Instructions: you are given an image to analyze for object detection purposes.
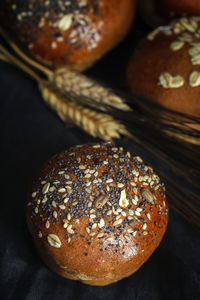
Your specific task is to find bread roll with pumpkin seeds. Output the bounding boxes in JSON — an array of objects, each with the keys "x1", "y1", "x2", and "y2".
[
  {"x1": 126, "y1": 16, "x2": 200, "y2": 118},
  {"x1": 0, "y1": 0, "x2": 135, "y2": 71},
  {"x1": 27, "y1": 143, "x2": 168, "y2": 286}
]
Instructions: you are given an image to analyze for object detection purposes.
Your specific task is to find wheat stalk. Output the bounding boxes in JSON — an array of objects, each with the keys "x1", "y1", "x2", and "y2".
[
  {"x1": 39, "y1": 83, "x2": 130, "y2": 141},
  {"x1": 53, "y1": 68, "x2": 131, "y2": 111},
  {"x1": 0, "y1": 33, "x2": 130, "y2": 141},
  {"x1": 0, "y1": 28, "x2": 131, "y2": 112}
]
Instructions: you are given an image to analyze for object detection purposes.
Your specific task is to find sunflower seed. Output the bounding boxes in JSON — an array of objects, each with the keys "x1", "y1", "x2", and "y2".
[
  {"x1": 42, "y1": 182, "x2": 50, "y2": 194},
  {"x1": 95, "y1": 194, "x2": 108, "y2": 209},
  {"x1": 119, "y1": 190, "x2": 129, "y2": 208},
  {"x1": 58, "y1": 14, "x2": 73, "y2": 31},
  {"x1": 141, "y1": 189, "x2": 156, "y2": 204}
]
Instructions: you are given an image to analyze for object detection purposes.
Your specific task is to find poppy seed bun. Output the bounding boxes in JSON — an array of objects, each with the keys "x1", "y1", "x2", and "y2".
[
  {"x1": 126, "y1": 17, "x2": 200, "y2": 118},
  {"x1": 0, "y1": 0, "x2": 135, "y2": 71},
  {"x1": 27, "y1": 143, "x2": 168, "y2": 286}
]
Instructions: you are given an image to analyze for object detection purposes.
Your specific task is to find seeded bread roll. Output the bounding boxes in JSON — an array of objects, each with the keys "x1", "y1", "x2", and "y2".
[
  {"x1": 0, "y1": 0, "x2": 135, "y2": 71},
  {"x1": 27, "y1": 143, "x2": 168, "y2": 286},
  {"x1": 126, "y1": 16, "x2": 200, "y2": 118}
]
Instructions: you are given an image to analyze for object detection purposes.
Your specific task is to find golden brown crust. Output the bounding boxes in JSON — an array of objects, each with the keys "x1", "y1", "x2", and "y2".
[
  {"x1": 0, "y1": 0, "x2": 135, "y2": 71},
  {"x1": 27, "y1": 143, "x2": 168, "y2": 286},
  {"x1": 126, "y1": 17, "x2": 200, "y2": 118}
]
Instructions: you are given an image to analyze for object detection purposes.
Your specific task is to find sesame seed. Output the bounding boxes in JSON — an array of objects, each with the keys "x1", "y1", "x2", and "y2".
[
  {"x1": 118, "y1": 240, "x2": 123, "y2": 248},
  {"x1": 53, "y1": 211, "x2": 58, "y2": 218},
  {"x1": 52, "y1": 200, "x2": 57, "y2": 208},
  {"x1": 79, "y1": 165, "x2": 86, "y2": 170},
  {"x1": 64, "y1": 197, "x2": 69, "y2": 204},
  {"x1": 84, "y1": 174, "x2": 91, "y2": 178},
  {"x1": 58, "y1": 171, "x2": 65, "y2": 174},
  {"x1": 129, "y1": 209, "x2": 134, "y2": 216},
  {"x1": 97, "y1": 233, "x2": 104, "y2": 238},
  {"x1": 106, "y1": 179, "x2": 113, "y2": 183},
  {"x1": 125, "y1": 235, "x2": 130, "y2": 241},
  {"x1": 59, "y1": 205, "x2": 65, "y2": 210},
  {"x1": 135, "y1": 211, "x2": 141, "y2": 216},
  {"x1": 113, "y1": 219, "x2": 123, "y2": 226},
  {"x1": 143, "y1": 223, "x2": 147, "y2": 230},
  {"x1": 58, "y1": 188, "x2": 66, "y2": 193},
  {"x1": 136, "y1": 207, "x2": 143, "y2": 212},
  {"x1": 147, "y1": 213, "x2": 151, "y2": 220},
  {"x1": 92, "y1": 223, "x2": 97, "y2": 229},
  {"x1": 86, "y1": 227, "x2": 90, "y2": 234},
  {"x1": 117, "y1": 183, "x2": 124, "y2": 188},
  {"x1": 51, "y1": 42, "x2": 57, "y2": 49},
  {"x1": 45, "y1": 220, "x2": 50, "y2": 229},
  {"x1": 90, "y1": 214, "x2": 96, "y2": 219}
]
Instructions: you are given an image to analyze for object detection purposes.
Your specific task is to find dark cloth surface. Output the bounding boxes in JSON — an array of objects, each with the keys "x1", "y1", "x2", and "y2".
[{"x1": 0, "y1": 16, "x2": 200, "y2": 300}]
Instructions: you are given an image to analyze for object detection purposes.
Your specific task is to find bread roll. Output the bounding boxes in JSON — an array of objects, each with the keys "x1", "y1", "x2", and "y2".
[
  {"x1": 0, "y1": 0, "x2": 135, "y2": 71},
  {"x1": 27, "y1": 143, "x2": 168, "y2": 286},
  {"x1": 126, "y1": 16, "x2": 200, "y2": 118}
]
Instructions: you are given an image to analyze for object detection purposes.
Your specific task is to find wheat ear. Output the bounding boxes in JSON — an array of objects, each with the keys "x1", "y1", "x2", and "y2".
[
  {"x1": 39, "y1": 83, "x2": 130, "y2": 141},
  {"x1": 53, "y1": 68, "x2": 131, "y2": 112}
]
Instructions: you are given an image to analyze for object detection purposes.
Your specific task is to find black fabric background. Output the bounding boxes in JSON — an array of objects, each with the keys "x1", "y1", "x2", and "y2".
[{"x1": 0, "y1": 15, "x2": 200, "y2": 300}]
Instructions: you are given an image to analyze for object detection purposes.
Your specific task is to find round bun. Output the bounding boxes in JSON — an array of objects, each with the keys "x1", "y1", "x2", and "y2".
[
  {"x1": 126, "y1": 16, "x2": 200, "y2": 118},
  {"x1": 0, "y1": 0, "x2": 135, "y2": 71},
  {"x1": 27, "y1": 143, "x2": 168, "y2": 286}
]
